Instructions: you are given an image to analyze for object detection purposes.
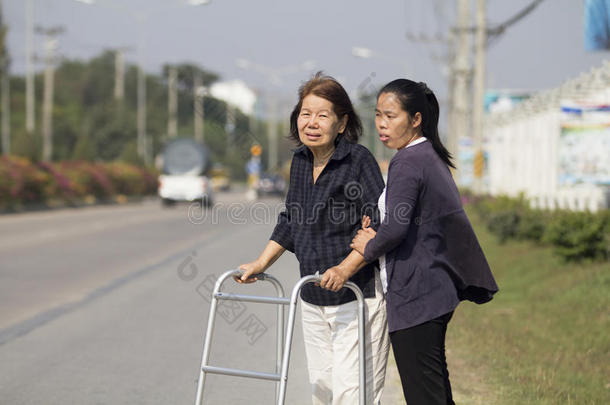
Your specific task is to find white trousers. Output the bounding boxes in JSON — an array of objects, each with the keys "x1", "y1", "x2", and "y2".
[{"x1": 300, "y1": 271, "x2": 390, "y2": 405}]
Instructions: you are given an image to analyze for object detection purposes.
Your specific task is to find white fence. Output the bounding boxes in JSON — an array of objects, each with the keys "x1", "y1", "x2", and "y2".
[{"x1": 485, "y1": 61, "x2": 610, "y2": 212}]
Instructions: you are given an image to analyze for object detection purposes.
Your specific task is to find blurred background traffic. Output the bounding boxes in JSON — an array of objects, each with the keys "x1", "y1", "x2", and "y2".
[{"x1": 0, "y1": 0, "x2": 608, "y2": 211}]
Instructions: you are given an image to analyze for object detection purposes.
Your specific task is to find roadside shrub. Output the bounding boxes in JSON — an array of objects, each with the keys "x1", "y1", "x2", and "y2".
[
  {"x1": 104, "y1": 162, "x2": 148, "y2": 195},
  {"x1": 138, "y1": 167, "x2": 158, "y2": 195},
  {"x1": 0, "y1": 156, "x2": 158, "y2": 210},
  {"x1": 475, "y1": 195, "x2": 528, "y2": 244},
  {"x1": 516, "y1": 206, "x2": 550, "y2": 243},
  {"x1": 488, "y1": 210, "x2": 520, "y2": 243},
  {"x1": 85, "y1": 163, "x2": 116, "y2": 198},
  {"x1": 465, "y1": 191, "x2": 609, "y2": 263},
  {"x1": 57, "y1": 161, "x2": 115, "y2": 199},
  {"x1": 38, "y1": 161, "x2": 78, "y2": 202},
  {"x1": 544, "y1": 211, "x2": 609, "y2": 262},
  {"x1": 0, "y1": 156, "x2": 51, "y2": 208}
]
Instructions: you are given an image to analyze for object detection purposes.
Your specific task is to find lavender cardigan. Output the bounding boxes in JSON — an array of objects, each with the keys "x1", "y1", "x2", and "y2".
[{"x1": 364, "y1": 141, "x2": 498, "y2": 332}]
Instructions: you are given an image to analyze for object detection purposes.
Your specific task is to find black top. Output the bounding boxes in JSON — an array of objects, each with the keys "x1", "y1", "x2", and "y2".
[
  {"x1": 271, "y1": 136, "x2": 385, "y2": 306},
  {"x1": 364, "y1": 140, "x2": 498, "y2": 332}
]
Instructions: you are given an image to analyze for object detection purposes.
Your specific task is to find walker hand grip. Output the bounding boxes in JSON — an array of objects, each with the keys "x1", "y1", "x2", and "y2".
[{"x1": 232, "y1": 269, "x2": 267, "y2": 282}]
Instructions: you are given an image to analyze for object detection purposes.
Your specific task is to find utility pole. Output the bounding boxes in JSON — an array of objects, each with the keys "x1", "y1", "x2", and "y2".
[
  {"x1": 225, "y1": 104, "x2": 235, "y2": 156},
  {"x1": 37, "y1": 26, "x2": 63, "y2": 161},
  {"x1": 406, "y1": 1, "x2": 542, "y2": 189},
  {"x1": 1, "y1": 52, "x2": 8, "y2": 156},
  {"x1": 280, "y1": 101, "x2": 291, "y2": 165},
  {"x1": 114, "y1": 49, "x2": 125, "y2": 101},
  {"x1": 448, "y1": 0, "x2": 472, "y2": 185},
  {"x1": 446, "y1": 29, "x2": 456, "y2": 159},
  {"x1": 472, "y1": 0, "x2": 487, "y2": 193},
  {"x1": 267, "y1": 95, "x2": 278, "y2": 170},
  {"x1": 1, "y1": 0, "x2": 10, "y2": 155},
  {"x1": 25, "y1": 0, "x2": 35, "y2": 135},
  {"x1": 193, "y1": 73, "x2": 205, "y2": 144},
  {"x1": 167, "y1": 65, "x2": 178, "y2": 139},
  {"x1": 136, "y1": 53, "x2": 147, "y2": 163}
]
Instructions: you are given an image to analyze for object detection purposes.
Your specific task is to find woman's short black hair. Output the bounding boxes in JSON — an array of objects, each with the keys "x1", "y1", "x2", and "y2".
[{"x1": 289, "y1": 72, "x2": 362, "y2": 145}]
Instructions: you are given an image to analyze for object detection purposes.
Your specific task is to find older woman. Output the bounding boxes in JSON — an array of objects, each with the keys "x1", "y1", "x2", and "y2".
[{"x1": 238, "y1": 72, "x2": 390, "y2": 404}]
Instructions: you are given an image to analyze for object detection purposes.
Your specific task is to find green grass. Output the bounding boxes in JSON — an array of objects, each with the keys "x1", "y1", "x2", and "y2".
[{"x1": 448, "y1": 213, "x2": 610, "y2": 405}]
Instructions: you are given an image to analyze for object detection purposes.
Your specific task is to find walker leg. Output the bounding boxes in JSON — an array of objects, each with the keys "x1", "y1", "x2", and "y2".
[
  {"x1": 195, "y1": 293, "x2": 219, "y2": 405},
  {"x1": 275, "y1": 301, "x2": 284, "y2": 403},
  {"x1": 277, "y1": 276, "x2": 366, "y2": 405},
  {"x1": 276, "y1": 297, "x2": 298, "y2": 405}
]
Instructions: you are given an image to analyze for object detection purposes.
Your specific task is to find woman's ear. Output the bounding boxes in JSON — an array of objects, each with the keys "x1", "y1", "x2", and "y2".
[
  {"x1": 412, "y1": 112, "x2": 423, "y2": 129},
  {"x1": 338, "y1": 114, "x2": 348, "y2": 134}
]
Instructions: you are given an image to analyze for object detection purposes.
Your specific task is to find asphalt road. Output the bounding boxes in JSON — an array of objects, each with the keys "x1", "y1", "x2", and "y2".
[{"x1": 0, "y1": 193, "x2": 313, "y2": 404}]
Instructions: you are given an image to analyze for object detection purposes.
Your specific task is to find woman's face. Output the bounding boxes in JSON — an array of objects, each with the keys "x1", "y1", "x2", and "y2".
[
  {"x1": 375, "y1": 92, "x2": 421, "y2": 150},
  {"x1": 297, "y1": 94, "x2": 347, "y2": 151}
]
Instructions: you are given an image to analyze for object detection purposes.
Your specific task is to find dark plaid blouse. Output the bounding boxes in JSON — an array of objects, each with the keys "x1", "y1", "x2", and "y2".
[{"x1": 270, "y1": 135, "x2": 384, "y2": 306}]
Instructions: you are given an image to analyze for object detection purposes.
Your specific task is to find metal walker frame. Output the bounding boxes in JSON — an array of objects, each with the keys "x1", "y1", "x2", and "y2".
[{"x1": 194, "y1": 269, "x2": 366, "y2": 405}]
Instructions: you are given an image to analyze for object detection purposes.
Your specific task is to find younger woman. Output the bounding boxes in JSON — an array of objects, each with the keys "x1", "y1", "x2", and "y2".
[{"x1": 351, "y1": 79, "x2": 498, "y2": 404}]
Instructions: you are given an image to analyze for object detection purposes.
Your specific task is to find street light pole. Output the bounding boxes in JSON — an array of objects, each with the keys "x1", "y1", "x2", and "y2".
[
  {"x1": 0, "y1": 0, "x2": 9, "y2": 155},
  {"x1": 351, "y1": 46, "x2": 411, "y2": 78},
  {"x1": 136, "y1": 23, "x2": 147, "y2": 162},
  {"x1": 1, "y1": 54, "x2": 8, "y2": 156},
  {"x1": 267, "y1": 95, "x2": 278, "y2": 170},
  {"x1": 113, "y1": 48, "x2": 127, "y2": 101},
  {"x1": 167, "y1": 65, "x2": 178, "y2": 139},
  {"x1": 37, "y1": 26, "x2": 63, "y2": 161},
  {"x1": 194, "y1": 75, "x2": 206, "y2": 144}
]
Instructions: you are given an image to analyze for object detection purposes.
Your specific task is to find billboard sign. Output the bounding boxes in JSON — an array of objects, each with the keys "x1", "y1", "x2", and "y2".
[
  {"x1": 585, "y1": 0, "x2": 610, "y2": 51},
  {"x1": 559, "y1": 102, "x2": 610, "y2": 185}
]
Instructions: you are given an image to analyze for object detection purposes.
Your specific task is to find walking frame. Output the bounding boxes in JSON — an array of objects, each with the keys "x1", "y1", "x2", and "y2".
[{"x1": 194, "y1": 269, "x2": 367, "y2": 405}]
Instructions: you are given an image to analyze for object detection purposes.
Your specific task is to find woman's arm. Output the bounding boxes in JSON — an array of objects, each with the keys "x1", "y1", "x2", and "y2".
[
  {"x1": 237, "y1": 240, "x2": 286, "y2": 283},
  {"x1": 320, "y1": 150, "x2": 384, "y2": 292},
  {"x1": 319, "y1": 249, "x2": 369, "y2": 292},
  {"x1": 360, "y1": 160, "x2": 421, "y2": 262}
]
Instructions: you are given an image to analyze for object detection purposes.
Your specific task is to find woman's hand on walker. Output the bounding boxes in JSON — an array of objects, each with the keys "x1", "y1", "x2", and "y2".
[
  {"x1": 235, "y1": 260, "x2": 265, "y2": 283},
  {"x1": 320, "y1": 266, "x2": 349, "y2": 292},
  {"x1": 351, "y1": 227, "x2": 376, "y2": 255}
]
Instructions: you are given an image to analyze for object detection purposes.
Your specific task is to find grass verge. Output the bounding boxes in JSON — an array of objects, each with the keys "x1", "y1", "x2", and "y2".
[{"x1": 448, "y1": 212, "x2": 609, "y2": 405}]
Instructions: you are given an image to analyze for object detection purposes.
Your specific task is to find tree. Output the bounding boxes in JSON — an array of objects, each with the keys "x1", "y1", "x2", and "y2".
[
  {"x1": 5, "y1": 49, "x2": 280, "y2": 178},
  {"x1": 161, "y1": 63, "x2": 218, "y2": 90}
]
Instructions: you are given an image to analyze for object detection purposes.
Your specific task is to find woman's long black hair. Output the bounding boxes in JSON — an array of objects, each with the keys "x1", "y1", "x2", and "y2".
[{"x1": 378, "y1": 79, "x2": 455, "y2": 168}]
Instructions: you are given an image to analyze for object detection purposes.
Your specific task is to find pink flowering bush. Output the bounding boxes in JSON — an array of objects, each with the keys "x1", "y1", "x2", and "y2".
[
  {"x1": 0, "y1": 156, "x2": 51, "y2": 208},
  {"x1": 104, "y1": 162, "x2": 148, "y2": 196},
  {"x1": 0, "y1": 156, "x2": 158, "y2": 210},
  {"x1": 55, "y1": 161, "x2": 115, "y2": 198}
]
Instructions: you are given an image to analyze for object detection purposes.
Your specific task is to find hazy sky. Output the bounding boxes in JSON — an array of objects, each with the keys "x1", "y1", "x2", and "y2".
[{"x1": 4, "y1": 0, "x2": 609, "y2": 105}]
